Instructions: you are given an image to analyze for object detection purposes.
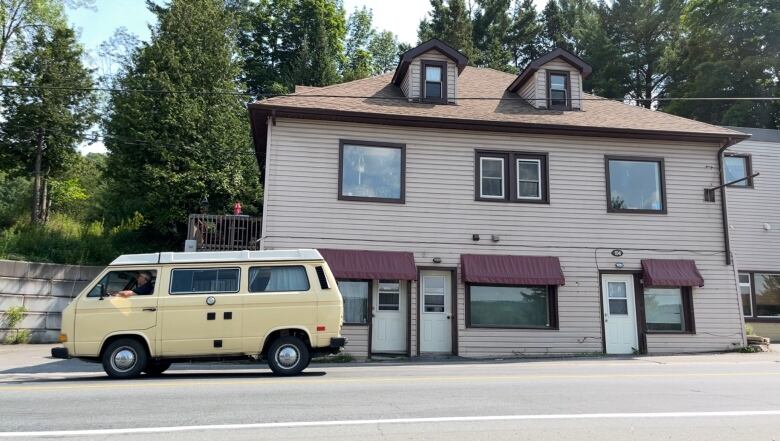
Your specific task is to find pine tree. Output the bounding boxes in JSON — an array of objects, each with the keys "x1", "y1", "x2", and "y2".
[
  {"x1": 472, "y1": 0, "x2": 513, "y2": 70},
  {"x1": 418, "y1": 0, "x2": 475, "y2": 60},
  {"x1": 103, "y1": 0, "x2": 261, "y2": 234},
  {"x1": 0, "y1": 26, "x2": 97, "y2": 224},
  {"x1": 508, "y1": 0, "x2": 544, "y2": 69}
]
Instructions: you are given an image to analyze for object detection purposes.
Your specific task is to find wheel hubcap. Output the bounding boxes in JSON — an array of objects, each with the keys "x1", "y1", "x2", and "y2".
[
  {"x1": 111, "y1": 348, "x2": 137, "y2": 372},
  {"x1": 276, "y1": 345, "x2": 299, "y2": 368}
]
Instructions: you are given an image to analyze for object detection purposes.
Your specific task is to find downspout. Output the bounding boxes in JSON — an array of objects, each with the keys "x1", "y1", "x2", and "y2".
[{"x1": 717, "y1": 136, "x2": 736, "y2": 265}]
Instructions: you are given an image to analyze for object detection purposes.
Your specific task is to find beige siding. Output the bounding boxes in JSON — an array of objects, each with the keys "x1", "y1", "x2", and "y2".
[
  {"x1": 726, "y1": 139, "x2": 780, "y2": 271},
  {"x1": 407, "y1": 50, "x2": 456, "y2": 103},
  {"x1": 341, "y1": 325, "x2": 369, "y2": 357},
  {"x1": 263, "y1": 118, "x2": 744, "y2": 356},
  {"x1": 726, "y1": 137, "x2": 780, "y2": 341},
  {"x1": 517, "y1": 76, "x2": 536, "y2": 107},
  {"x1": 401, "y1": 71, "x2": 410, "y2": 99},
  {"x1": 535, "y1": 59, "x2": 583, "y2": 110}
]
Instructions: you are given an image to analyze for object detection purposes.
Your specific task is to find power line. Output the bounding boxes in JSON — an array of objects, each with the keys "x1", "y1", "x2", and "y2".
[{"x1": 0, "y1": 83, "x2": 778, "y2": 102}]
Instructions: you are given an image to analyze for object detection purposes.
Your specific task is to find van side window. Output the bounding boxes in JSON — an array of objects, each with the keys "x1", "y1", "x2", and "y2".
[
  {"x1": 87, "y1": 270, "x2": 157, "y2": 297},
  {"x1": 170, "y1": 268, "x2": 240, "y2": 294},
  {"x1": 315, "y1": 266, "x2": 330, "y2": 289},
  {"x1": 248, "y1": 266, "x2": 310, "y2": 293}
]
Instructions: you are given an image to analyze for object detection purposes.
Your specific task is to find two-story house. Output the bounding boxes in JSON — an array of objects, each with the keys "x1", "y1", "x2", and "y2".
[
  {"x1": 723, "y1": 127, "x2": 780, "y2": 341},
  {"x1": 248, "y1": 39, "x2": 750, "y2": 358}
]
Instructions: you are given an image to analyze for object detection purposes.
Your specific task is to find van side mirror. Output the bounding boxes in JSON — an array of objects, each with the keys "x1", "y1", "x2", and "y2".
[{"x1": 98, "y1": 283, "x2": 107, "y2": 300}]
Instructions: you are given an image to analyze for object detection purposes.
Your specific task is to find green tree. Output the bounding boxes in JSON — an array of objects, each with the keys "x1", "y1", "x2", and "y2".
[
  {"x1": 574, "y1": 2, "x2": 630, "y2": 98},
  {"x1": 662, "y1": 0, "x2": 780, "y2": 127},
  {"x1": 0, "y1": 26, "x2": 97, "y2": 224},
  {"x1": 472, "y1": 0, "x2": 513, "y2": 70},
  {"x1": 368, "y1": 30, "x2": 400, "y2": 74},
  {"x1": 104, "y1": 0, "x2": 261, "y2": 235},
  {"x1": 418, "y1": 0, "x2": 475, "y2": 60},
  {"x1": 508, "y1": 0, "x2": 543, "y2": 70},
  {"x1": 541, "y1": 0, "x2": 569, "y2": 51},
  {"x1": 238, "y1": 0, "x2": 346, "y2": 96},
  {"x1": 603, "y1": 0, "x2": 683, "y2": 108},
  {"x1": 342, "y1": 6, "x2": 374, "y2": 81}
]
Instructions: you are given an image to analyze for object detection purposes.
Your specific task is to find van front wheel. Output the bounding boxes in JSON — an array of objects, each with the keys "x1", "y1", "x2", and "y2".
[
  {"x1": 267, "y1": 336, "x2": 309, "y2": 376},
  {"x1": 102, "y1": 338, "x2": 148, "y2": 379}
]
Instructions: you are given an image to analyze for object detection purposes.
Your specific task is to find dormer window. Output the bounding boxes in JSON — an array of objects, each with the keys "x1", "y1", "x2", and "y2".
[
  {"x1": 548, "y1": 72, "x2": 569, "y2": 110},
  {"x1": 422, "y1": 60, "x2": 447, "y2": 102}
]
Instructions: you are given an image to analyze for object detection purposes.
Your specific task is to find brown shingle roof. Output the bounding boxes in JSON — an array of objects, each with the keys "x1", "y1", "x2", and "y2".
[{"x1": 250, "y1": 67, "x2": 746, "y2": 142}]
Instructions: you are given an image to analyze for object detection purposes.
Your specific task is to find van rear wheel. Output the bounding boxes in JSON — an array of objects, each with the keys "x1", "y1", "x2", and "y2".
[
  {"x1": 267, "y1": 336, "x2": 309, "y2": 376},
  {"x1": 102, "y1": 338, "x2": 148, "y2": 379}
]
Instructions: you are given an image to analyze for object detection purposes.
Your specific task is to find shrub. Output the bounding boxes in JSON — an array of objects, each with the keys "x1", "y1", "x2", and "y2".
[{"x1": 2, "y1": 306, "x2": 29, "y2": 344}]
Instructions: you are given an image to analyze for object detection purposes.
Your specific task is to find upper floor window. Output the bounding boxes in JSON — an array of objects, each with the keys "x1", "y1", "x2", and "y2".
[
  {"x1": 339, "y1": 140, "x2": 405, "y2": 203},
  {"x1": 547, "y1": 72, "x2": 569, "y2": 110},
  {"x1": 606, "y1": 156, "x2": 666, "y2": 214},
  {"x1": 421, "y1": 60, "x2": 446, "y2": 102},
  {"x1": 724, "y1": 154, "x2": 753, "y2": 187},
  {"x1": 170, "y1": 268, "x2": 240, "y2": 294},
  {"x1": 476, "y1": 151, "x2": 548, "y2": 203}
]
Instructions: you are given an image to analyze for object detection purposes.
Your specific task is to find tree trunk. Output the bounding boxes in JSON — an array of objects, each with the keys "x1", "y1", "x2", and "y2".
[
  {"x1": 643, "y1": 65, "x2": 653, "y2": 109},
  {"x1": 31, "y1": 129, "x2": 44, "y2": 224}
]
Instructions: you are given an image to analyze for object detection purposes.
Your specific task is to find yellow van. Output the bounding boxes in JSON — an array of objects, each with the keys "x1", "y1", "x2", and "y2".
[{"x1": 51, "y1": 249, "x2": 345, "y2": 378}]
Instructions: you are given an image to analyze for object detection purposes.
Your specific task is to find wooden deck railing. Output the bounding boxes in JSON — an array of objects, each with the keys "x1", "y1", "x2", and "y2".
[{"x1": 187, "y1": 214, "x2": 263, "y2": 251}]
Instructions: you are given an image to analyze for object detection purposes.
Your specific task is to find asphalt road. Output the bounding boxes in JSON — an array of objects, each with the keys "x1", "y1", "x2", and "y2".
[{"x1": 1, "y1": 346, "x2": 780, "y2": 440}]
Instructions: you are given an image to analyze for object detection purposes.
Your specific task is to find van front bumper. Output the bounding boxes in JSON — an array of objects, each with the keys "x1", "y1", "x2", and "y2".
[{"x1": 51, "y1": 347, "x2": 69, "y2": 359}]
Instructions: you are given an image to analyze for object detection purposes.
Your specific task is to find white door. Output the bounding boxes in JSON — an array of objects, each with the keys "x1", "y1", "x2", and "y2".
[
  {"x1": 371, "y1": 281, "x2": 407, "y2": 354},
  {"x1": 420, "y1": 271, "x2": 452, "y2": 353},
  {"x1": 601, "y1": 274, "x2": 639, "y2": 355}
]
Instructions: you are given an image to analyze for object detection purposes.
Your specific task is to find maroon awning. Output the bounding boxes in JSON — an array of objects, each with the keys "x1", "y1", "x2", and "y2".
[
  {"x1": 461, "y1": 254, "x2": 565, "y2": 286},
  {"x1": 641, "y1": 259, "x2": 704, "y2": 287},
  {"x1": 318, "y1": 249, "x2": 417, "y2": 280}
]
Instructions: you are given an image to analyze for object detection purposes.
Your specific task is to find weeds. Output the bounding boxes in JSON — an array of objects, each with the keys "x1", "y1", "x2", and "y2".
[{"x1": 2, "y1": 306, "x2": 30, "y2": 344}]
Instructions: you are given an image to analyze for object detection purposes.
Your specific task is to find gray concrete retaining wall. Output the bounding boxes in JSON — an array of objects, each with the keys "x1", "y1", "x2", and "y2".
[{"x1": 0, "y1": 260, "x2": 103, "y2": 343}]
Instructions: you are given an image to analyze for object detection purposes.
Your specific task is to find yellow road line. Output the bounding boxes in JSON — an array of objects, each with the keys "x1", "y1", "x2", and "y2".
[{"x1": 1, "y1": 371, "x2": 779, "y2": 393}]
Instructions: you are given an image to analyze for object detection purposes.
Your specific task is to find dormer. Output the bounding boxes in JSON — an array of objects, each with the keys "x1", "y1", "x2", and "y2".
[
  {"x1": 507, "y1": 48, "x2": 592, "y2": 111},
  {"x1": 391, "y1": 38, "x2": 468, "y2": 104}
]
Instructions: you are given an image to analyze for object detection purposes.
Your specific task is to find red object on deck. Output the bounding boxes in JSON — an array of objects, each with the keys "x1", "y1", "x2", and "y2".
[{"x1": 233, "y1": 202, "x2": 242, "y2": 215}]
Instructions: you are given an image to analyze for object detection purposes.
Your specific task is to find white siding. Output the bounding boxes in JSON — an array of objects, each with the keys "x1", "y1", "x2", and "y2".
[
  {"x1": 406, "y1": 50, "x2": 457, "y2": 103},
  {"x1": 263, "y1": 118, "x2": 744, "y2": 356},
  {"x1": 535, "y1": 59, "x2": 583, "y2": 110},
  {"x1": 727, "y1": 139, "x2": 780, "y2": 271}
]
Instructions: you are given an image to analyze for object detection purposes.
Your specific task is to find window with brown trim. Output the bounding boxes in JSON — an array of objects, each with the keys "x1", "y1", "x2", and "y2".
[
  {"x1": 339, "y1": 140, "x2": 405, "y2": 203},
  {"x1": 642, "y1": 287, "x2": 695, "y2": 333},
  {"x1": 740, "y1": 271, "x2": 780, "y2": 321},
  {"x1": 420, "y1": 60, "x2": 447, "y2": 103},
  {"x1": 605, "y1": 156, "x2": 667, "y2": 214},
  {"x1": 466, "y1": 284, "x2": 558, "y2": 329},
  {"x1": 547, "y1": 71, "x2": 570, "y2": 110},
  {"x1": 724, "y1": 154, "x2": 753, "y2": 187},
  {"x1": 337, "y1": 279, "x2": 371, "y2": 325},
  {"x1": 475, "y1": 151, "x2": 549, "y2": 203}
]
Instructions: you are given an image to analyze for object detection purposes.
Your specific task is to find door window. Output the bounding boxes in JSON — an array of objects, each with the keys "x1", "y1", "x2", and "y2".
[
  {"x1": 378, "y1": 282, "x2": 400, "y2": 311},
  {"x1": 169, "y1": 268, "x2": 240, "y2": 294},
  {"x1": 87, "y1": 270, "x2": 157, "y2": 297},
  {"x1": 424, "y1": 276, "x2": 446, "y2": 312},
  {"x1": 607, "y1": 281, "x2": 628, "y2": 314}
]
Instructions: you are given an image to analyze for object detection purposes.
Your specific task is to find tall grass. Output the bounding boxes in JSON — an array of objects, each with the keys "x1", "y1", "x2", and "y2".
[{"x1": 0, "y1": 213, "x2": 171, "y2": 266}]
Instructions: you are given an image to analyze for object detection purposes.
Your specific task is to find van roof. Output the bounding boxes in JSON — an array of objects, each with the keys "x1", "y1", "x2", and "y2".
[{"x1": 109, "y1": 249, "x2": 324, "y2": 266}]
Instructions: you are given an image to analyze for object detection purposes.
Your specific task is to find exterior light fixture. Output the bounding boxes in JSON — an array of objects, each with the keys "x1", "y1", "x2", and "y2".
[
  {"x1": 472, "y1": 234, "x2": 480, "y2": 241},
  {"x1": 615, "y1": 262, "x2": 624, "y2": 269}
]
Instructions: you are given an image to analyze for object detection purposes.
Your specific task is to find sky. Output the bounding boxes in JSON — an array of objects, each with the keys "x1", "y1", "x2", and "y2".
[{"x1": 66, "y1": 0, "x2": 546, "y2": 154}]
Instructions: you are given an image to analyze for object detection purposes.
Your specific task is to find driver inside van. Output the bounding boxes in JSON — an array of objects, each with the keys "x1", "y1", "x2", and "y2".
[{"x1": 113, "y1": 271, "x2": 154, "y2": 297}]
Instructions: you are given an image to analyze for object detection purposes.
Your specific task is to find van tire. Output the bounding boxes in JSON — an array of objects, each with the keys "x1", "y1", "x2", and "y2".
[
  {"x1": 267, "y1": 336, "x2": 309, "y2": 376},
  {"x1": 143, "y1": 361, "x2": 172, "y2": 376},
  {"x1": 101, "y1": 338, "x2": 148, "y2": 379}
]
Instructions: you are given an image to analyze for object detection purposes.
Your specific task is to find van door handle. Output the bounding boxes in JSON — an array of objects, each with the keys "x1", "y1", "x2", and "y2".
[{"x1": 142, "y1": 308, "x2": 157, "y2": 312}]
